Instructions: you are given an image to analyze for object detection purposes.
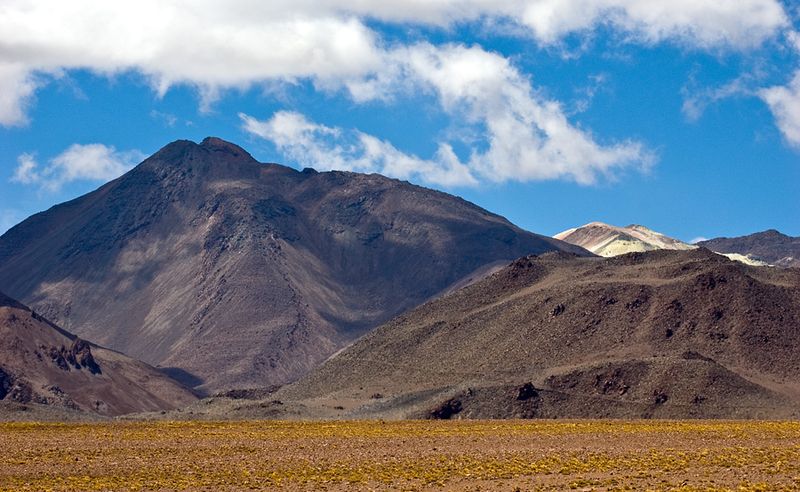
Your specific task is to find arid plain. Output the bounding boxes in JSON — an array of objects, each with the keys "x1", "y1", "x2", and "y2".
[{"x1": 1, "y1": 420, "x2": 799, "y2": 491}]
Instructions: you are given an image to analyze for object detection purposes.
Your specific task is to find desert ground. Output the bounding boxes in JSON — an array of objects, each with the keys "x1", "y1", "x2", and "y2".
[{"x1": 1, "y1": 420, "x2": 799, "y2": 491}]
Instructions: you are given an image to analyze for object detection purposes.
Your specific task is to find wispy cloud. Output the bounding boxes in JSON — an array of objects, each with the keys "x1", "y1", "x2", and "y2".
[
  {"x1": 758, "y1": 31, "x2": 800, "y2": 149},
  {"x1": 681, "y1": 73, "x2": 761, "y2": 122},
  {"x1": 149, "y1": 110, "x2": 178, "y2": 128},
  {"x1": 241, "y1": 111, "x2": 477, "y2": 187}
]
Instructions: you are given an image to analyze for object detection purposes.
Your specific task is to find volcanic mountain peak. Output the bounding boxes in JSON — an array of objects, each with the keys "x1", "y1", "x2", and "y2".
[
  {"x1": 0, "y1": 138, "x2": 586, "y2": 393},
  {"x1": 199, "y1": 136, "x2": 250, "y2": 153},
  {"x1": 137, "y1": 137, "x2": 261, "y2": 180}
]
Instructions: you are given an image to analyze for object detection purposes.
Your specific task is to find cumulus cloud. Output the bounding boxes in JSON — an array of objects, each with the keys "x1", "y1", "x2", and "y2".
[
  {"x1": 760, "y1": 71, "x2": 800, "y2": 148},
  {"x1": 11, "y1": 153, "x2": 40, "y2": 185},
  {"x1": 515, "y1": 0, "x2": 787, "y2": 47},
  {"x1": 242, "y1": 44, "x2": 652, "y2": 186},
  {"x1": 0, "y1": 0, "x2": 790, "y2": 125},
  {"x1": 0, "y1": 63, "x2": 39, "y2": 126},
  {"x1": 241, "y1": 111, "x2": 478, "y2": 187},
  {"x1": 11, "y1": 144, "x2": 144, "y2": 191}
]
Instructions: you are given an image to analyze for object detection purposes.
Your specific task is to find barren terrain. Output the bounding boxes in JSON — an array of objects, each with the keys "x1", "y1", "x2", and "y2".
[{"x1": 265, "y1": 249, "x2": 800, "y2": 420}]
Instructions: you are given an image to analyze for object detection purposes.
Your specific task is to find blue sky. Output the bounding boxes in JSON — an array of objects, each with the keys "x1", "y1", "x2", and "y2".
[{"x1": 1, "y1": 1, "x2": 799, "y2": 241}]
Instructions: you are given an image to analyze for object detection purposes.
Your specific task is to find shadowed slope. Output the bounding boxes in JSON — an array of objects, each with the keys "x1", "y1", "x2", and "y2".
[{"x1": 698, "y1": 230, "x2": 800, "y2": 268}]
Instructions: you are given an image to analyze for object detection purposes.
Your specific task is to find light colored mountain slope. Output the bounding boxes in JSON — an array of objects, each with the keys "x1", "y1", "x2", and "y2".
[
  {"x1": 554, "y1": 222, "x2": 696, "y2": 257},
  {"x1": 555, "y1": 222, "x2": 769, "y2": 266}
]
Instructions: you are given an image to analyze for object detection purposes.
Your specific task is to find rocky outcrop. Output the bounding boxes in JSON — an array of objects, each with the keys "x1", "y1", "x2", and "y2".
[{"x1": 0, "y1": 291, "x2": 197, "y2": 416}]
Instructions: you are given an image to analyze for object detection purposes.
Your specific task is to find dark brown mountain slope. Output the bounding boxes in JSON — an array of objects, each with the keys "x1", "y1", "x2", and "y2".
[
  {"x1": 0, "y1": 291, "x2": 197, "y2": 416},
  {"x1": 274, "y1": 249, "x2": 800, "y2": 420},
  {"x1": 698, "y1": 230, "x2": 800, "y2": 268},
  {"x1": 0, "y1": 137, "x2": 586, "y2": 393}
]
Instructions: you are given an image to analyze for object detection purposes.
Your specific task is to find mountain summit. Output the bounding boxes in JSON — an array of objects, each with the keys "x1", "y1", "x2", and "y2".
[
  {"x1": 0, "y1": 138, "x2": 586, "y2": 393},
  {"x1": 554, "y1": 222, "x2": 696, "y2": 257},
  {"x1": 555, "y1": 222, "x2": 769, "y2": 266}
]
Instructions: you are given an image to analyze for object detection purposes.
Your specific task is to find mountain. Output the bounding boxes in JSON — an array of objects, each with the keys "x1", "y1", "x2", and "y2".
[
  {"x1": 0, "y1": 137, "x2": 586, "y2": 394},
  {"x1": 555, "y1": 222, "x2": 768, "y2": 266},
  {"x1": 698, "y1": 230, "x2": 800, "y2": 269},
  {"x1": 0, "y1": 291, "x2": 196, "y2": 416},
  {"x1": 270, "y1": 249, "x2": 800, "y2": 420},
  {"x1": 554, "y1": 222, "x2": 697, "y2": 256}
]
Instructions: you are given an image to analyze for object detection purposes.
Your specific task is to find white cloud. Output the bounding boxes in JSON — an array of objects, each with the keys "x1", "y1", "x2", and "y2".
[
  {"x1": 760, "y1": 71, "x2": 800, "y2": 148},
  {"x1": 11, "y1": 144, "x2": 143, "y2": 191},
  {"x1": 150, "y1": 110, "x2": 178, "y2": 128},
  {"x1": 517, "y1": 0, "x2": 787, "y2": 48},
  {"x1": 241, "y1": 111, "x2": 478, "y2": 187},
  {"x1": 11, "y1": 153, "x2": 40, "y2": 184},
  {"x1": 690, "y1": 236, "x2": 708, "y2": 244},
  {"x1": 0, "y1": 0, "x2": 790, "y2": 125},
  {"x1": 0, "y1": 63, "x2": 39, "y2": 126},
  {"x1": 243, "y1": 44, "x2": 652, "y2": 187}
]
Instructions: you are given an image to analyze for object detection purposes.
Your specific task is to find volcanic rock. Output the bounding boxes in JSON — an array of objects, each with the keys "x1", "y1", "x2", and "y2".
[{"x1": 0, "y1": 138, "x2": 586, "y2": 393}]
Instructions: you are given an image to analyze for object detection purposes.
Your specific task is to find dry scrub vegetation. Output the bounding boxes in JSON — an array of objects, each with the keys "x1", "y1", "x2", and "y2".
[{"x1": 1, "y1": 420, "x2": 799, "y2": 491}]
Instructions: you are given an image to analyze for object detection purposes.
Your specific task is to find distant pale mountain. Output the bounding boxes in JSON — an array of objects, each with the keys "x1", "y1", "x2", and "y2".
[
  {"x1": 0, "y1": 137, "x2": 586, "y2": 394},
  {"x1": 698, "y1": 230, "x2": 800, "y2": 269},
  {"x1": 0, "y1": 291, "x2": 196, "y2": 416},
  {"x1": 555, "y1": 222, "x2": 695, "y2": 257},
  {"x1": 555, "y1": 222, "x2": 769, "y2": 266}
]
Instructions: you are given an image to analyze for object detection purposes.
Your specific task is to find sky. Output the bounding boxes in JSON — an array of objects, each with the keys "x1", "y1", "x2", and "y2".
[{"x1": 1, "y1": 1, "x2": 799, "y2": 242}]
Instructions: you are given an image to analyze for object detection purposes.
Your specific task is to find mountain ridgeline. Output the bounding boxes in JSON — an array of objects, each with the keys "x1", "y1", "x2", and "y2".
[
  {"x1": 697, "y1": 230, "x2": 800, "y2": 269},
  {"x1": 0, "y1": 137, "x2": 586, "y2": 394}
]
